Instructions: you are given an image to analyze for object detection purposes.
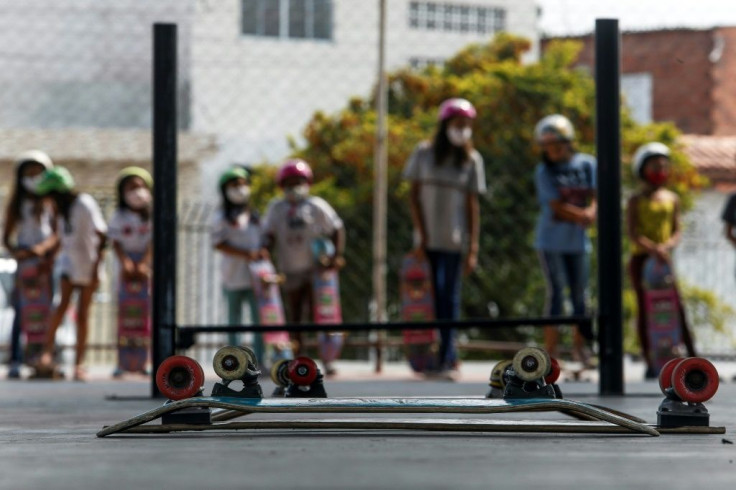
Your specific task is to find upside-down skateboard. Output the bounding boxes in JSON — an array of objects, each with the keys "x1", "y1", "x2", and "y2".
[
  {"x1": 311, "y1": 238, "x2": 344, "y2": 366},
  {"x1": 17, "y1": 257, "x2": 52, "y2": 365},
  {"x1": 248, "y1": 260, "x2": 292, "y2": 366},
  {"x1": 98, "y1": 347, "x2": 724, "y2": 438},
  {"x1": 643, "y1": 258, "x2": 683, "y2": 374},
  {"x1": 400, "y1": 253, "x2": 438, "y2": 373},
  {"x1": 117, "y1": 253, "x2": 150, "y2": 373}
]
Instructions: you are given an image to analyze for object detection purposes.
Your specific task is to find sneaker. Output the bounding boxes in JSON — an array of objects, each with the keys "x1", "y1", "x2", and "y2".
[
  {"x1": 7, "y1": 363, "x2": 21, "y2": 379},
  {"x1": 644, "y1": 367, "x2": 658, "y2": 380},
  {"x1": 323, "y1": 362, "x2": 337, "y2": 377},
  {"x1": 112, "y1": 367, "x2": 124, "y2": 378}
]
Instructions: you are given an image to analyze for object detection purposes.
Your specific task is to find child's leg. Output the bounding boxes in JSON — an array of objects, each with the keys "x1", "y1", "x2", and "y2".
[
  {"x1": 244, "y1": 289, "x2": 265, "y2": 366},
  {"x1": 538, "y1": 251, "x2": 565, "y2": 358},
  {"x1": 74, "y1": 283, "x2": 96, "y2": 369},
  {"x1": 224, "y1": 288, "x2": 242, "y2": 346},
  {"x1": 41, "y1": 276, "x2": 74, "y2": 361},
  {"x1": 285, "y1": 276, "x2": 310, "y2": 355},
  {"x1": 562, "y1": 253, "x2": 593, "y2": 364},
  {"x1": 9, "y1": 286, "x2": 23, "y2": 367}
]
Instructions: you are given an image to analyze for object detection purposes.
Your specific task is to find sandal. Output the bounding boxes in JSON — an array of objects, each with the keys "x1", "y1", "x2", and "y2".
[{"x1": 73, "y1": 366, "x2": 87, "y2": 382}]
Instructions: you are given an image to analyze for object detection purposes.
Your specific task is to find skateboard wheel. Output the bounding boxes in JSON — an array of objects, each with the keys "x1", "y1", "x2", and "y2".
[
  {"x1": 270, "y1": 359, "x2": 291, "y2": 387},
  {"x1": 288, "y1": 356, "x2": 318, "y2": 386},
  {"x1": 512, "y1": 347, "x2": 550, "y2": 382},
  {"x1": 658, "y1": 357, "x2": 685, "y2": 394},
  {"x1": 489, "y1": 360, "x2": 512, "y2": 389},
  {"x1": 544, "y1": 357, "x2": 561, "y2": 385},
  {"x1": 671, "y1": 357, "x2": 719, "y2": 403},
  {"x1": 213, "y1": 346, "x2": 250, "y2": 380},
  {"x1": 156, "y1": 356, "x2": 204, "y2": 401},
  {"x1": 511, "y1": 347, "x2": 548, "y2": 381},
  {"x1": 237, "y1": 345, "x2": 259, "y2": 369}
]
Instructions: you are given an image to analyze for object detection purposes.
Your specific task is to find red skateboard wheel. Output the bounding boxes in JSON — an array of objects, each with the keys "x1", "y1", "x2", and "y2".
[
  {"x1": 156, "y1": 355, "x2": 205, "y2": 401},
  {"x1": 544, "y1": 357, "x2": 561, "y2": 385},
  {"x1": 288, "y1": 356, "x2": 318, "y2": 386},
  {"x1": 671, "y1": 357, "x2": 719, "y2": 403},
  {"x1": 658, "y1": 357, "x2": 685, "y2": 395}
]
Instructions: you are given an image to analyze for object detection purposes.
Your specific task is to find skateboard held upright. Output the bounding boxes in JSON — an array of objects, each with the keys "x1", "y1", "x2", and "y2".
[
  {"x1": 642, "y1": 258, "x2": 683, "y2": 374},
  {"x1": 311, "y1": 238, "x2": 344, "y2": 366},
  {"x1": 17, "y1": 257, "x2": 53, "y2": 366},
  {"x1": 117, "y1": 253, "x2": 151, "y2": 374},
  {"x1": 400, "y1": 252, "x2": 438, "y2": 373},
  {"x1": 248, "y1": 259, "x2": 292, "y2": 367}
]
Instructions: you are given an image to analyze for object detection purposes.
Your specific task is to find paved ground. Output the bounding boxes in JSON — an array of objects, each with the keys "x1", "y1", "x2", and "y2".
[{"x1": 1, "y1": 360, "x2": 735, "y2": 489}]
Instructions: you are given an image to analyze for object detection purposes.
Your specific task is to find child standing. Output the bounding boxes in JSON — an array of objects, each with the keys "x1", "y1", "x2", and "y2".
[
  {"x1": 2, "y1": 151, "x2": 56, "y2": 378},
  {"x1": 108, "y1": 167, "x2": 153, "y2": 377},
  {"x1": 261, "y1": 159, "x2": 345, "y2": 375},
  {"x1": 533, "y1": 114, "x2": 597, "y2": 365},
  {"x1": 403, "y1": 98, "x2": 486, "y2": 377},
  {"x1": 35, "y1": 167, "x2": 107, "y2": 381},
  {"x1": 211, "y1": 167, "x2": 264, "y2": 363},
  {"x1": 626, "y1": 142, "x2": 696, "y2": 378}
]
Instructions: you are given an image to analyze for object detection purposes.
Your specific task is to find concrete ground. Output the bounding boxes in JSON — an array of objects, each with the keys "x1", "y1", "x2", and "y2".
[{"x1": 1, "y1": 360, "x2": 735, "y2": 490}]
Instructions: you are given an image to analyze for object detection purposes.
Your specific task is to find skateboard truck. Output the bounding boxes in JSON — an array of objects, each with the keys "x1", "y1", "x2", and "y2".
[
  {"x1": 284, "y1": 357, "x2": 328, "y2": 398},
  {"x1": 211, "y1": 346, "x2": 264, "y2": 399},
  {"x1": 656, "y1": 357, "x2": 719, "y2": 428},
  {"x1": 500, "y1": 348, "x2": 557, "y2": 400}
]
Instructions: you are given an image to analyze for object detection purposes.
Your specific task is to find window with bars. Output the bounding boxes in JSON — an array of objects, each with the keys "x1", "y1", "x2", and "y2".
[
  {"x1": 408, "y1": 1, "x2": 506, "y2": 35},
  {"x1": 241, "y1": 0, "x2": 332, "y2": 40}
]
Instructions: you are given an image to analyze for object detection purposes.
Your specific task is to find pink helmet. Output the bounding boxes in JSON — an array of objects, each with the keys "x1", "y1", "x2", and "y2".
[
  {"x1": 438, "y1": 98, "x2": 477, "y2": 121},
  {"x1": 277, "y1": 159, "x2": 313, "y2": 186}
]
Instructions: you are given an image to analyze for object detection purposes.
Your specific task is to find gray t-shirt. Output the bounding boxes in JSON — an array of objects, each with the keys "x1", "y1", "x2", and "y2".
[
  {"x1": 402, "y1": 141, "x2": 486, "y2": 252},
  {"x1": 262, "y1": 196, "x2": 343, "y2": 274}
]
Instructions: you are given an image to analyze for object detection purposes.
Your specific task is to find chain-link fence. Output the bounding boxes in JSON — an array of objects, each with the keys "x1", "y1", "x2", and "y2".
[{"x1": 1, "y1": 0, "x2": 736, "y2": 370}]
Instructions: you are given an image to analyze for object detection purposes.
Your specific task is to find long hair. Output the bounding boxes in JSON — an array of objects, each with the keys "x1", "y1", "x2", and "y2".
[
  {"x1": 432, "y1": 118, "x2": 473, "y2": 168},
  {"x1": 7, "y1": 161, "x2": 44, "y2": 223},
  {"x1": 53, "y1": 191, "x2": 79, "y2": 233},
  {"x1": 117, "y1": 175, "x2": 151, "y2": 221},
  {"x1": 219, "y1": 182, "x2": 256, "y2": 226}
]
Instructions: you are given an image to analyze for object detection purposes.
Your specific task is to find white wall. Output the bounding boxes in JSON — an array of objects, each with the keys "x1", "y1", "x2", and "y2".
[{"x1": 191, "y1": 0, "x2": 539, "y2": 178}]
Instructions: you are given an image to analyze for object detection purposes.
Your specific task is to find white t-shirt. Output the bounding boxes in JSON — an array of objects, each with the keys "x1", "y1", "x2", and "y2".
[
  {"x1": 16, "y1": 198, "x2": 54, "y2": 248},
  {"x1": 403, "y1": 141, "x2": 486, "y2": 252},
  {"x1": 262, "y1": 196, "x2": 343, "y2": 274},
  {"x1": 108, "y1": 209, "x2": 152, "y2": 254},
  {"x1": 57, "y1": 193, "x2": 108, "y2": 285},
  {"x1": 210, "y1": 209, "x2": 262, "y2": 290}
]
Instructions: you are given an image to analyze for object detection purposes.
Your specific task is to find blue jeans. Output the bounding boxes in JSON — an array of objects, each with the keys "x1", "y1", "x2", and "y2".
[
  {"x1": 538, "y1": 250, "x2": 592, "y2": 340},
  {"x1": 223, "y1": 288, "x2": 263, "y2": 366},
  {"x1": 425, "y1": 249, "x2": 462, "y2": 369}
]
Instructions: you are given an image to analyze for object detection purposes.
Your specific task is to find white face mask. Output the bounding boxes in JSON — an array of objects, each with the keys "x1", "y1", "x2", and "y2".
[
  {"x1": 285, "y1": 184, "x2": 309, "y2": 202},
  {"x1": 22, "y1": 175, "x2": 43, "y2": 193},
  {"x1": 125, "y1": 188, "x2": 152, "y2": 209},
  {"x1": 226, "y1": 185, "x2": 251, "y2": 205},
  {"x1": 447, "y1": 127, "x2": 472, "y2": 147}
]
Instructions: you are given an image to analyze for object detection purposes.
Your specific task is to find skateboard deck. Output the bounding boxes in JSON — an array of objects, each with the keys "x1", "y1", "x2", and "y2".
[
  {"x1": 643, "y1": 258, "x2": 683, "y2": 373},
  {"x1": 17, "y1": 257, "x2": 52, "y2": 364},
  {"x1": 248, "y1": 260, "x2": 291, "y2": 364},
  {"x1": 103, "y1": 417, "x2": 724, "y2": 436},
  {"x1": 400, "y1": 253, "x2": 438, "y2": 373},
  {"x1": 97, "y1": 396, "x2": 660, "y2": 437},
  {"x1": 312, "y1": 238, "x2": 344, "y2": 363},
  {"x1": 117, "y1": 253, "x2": 150, "y2": 373}
]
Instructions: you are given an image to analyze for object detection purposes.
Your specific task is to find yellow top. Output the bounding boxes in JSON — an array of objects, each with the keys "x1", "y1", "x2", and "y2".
[{"x1": 631, "y1": 193, "x2": 675, "y2": 255}]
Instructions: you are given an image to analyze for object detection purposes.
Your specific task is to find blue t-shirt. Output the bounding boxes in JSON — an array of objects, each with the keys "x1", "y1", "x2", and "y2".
[{"x1": 534, "y1": 152, "x2": 597, "y2": 253}]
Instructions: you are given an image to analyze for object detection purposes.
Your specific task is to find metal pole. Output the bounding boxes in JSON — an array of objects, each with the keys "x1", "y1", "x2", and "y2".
[
  {"x1": 595, "y1": 19, "x2": 624, "y2": 395},
  {"x1": 372, "y1": 0, "x2": 388, "y2": 373},
  {"x1": 151, "y1": 23, "x2": 178, "y2": 397}
]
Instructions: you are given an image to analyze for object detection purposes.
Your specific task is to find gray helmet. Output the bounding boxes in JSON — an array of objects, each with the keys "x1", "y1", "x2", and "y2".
[
  {"x1": 632, "y1": 142, "x2": 670, "y2": 179},
  {"x1": 534, "y1": 115, "x2": 575, "y2": 143}
]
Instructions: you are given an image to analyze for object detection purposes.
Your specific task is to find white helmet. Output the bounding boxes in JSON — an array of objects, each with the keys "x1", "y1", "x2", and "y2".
[
  {"x1": 15, "y1": 149, "x2": 53, "y2": 170},
  {"x1": 632, "y1": 142, "x2": 670, "y2": 179},
  {"x1": 534, "y1": 115, "x2": 575, "y2": 143}
]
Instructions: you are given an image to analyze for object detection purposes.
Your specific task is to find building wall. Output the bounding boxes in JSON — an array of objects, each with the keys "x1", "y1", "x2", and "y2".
[
  {"x1": 191, "y1": 0, "x2": 539, "y2": 170},
  {"x1": 712, "y1": 27, "x2": 736, "y2": 136},
  {"x1": 543, "y1": 29, "x2": 720, "y2": 135},
  {"x1": 0, "y1": 0, "x2": 193, "y2": 129}
]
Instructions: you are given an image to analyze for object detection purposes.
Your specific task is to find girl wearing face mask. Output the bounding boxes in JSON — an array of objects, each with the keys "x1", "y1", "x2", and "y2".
[
  {"x1": 261, "y1": 159, "x2": 346, "y2": 375},
  {"x1": 35, "y1": 167, "x2": 108, "y2": 381},
  {"x1": 211, "y1": 166, "x2": 265, "y2": 360},
  {"x1": 403, "y1": 98, "x2": 487, "y2": 379},
  {"x1": 2, "y1": 151, "x2": 57, "y2": 379},
  {"x1": 108, "y1": 167, "x2": 154, "y2": 377},
  {"x1": 533, "y1": 114, "x2": 597, "y2": 366},
  {"x1": 626, "y1": 143, "x2": 696, "y2": 378}
]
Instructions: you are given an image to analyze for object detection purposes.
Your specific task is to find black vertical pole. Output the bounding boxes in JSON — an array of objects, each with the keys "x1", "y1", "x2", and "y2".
[
  {"x1": 595, "y1": 19, "x2": 624, "y2": 395},
  {"x1": 152, "y1": 23, "x2": 178, "y2": 398}
]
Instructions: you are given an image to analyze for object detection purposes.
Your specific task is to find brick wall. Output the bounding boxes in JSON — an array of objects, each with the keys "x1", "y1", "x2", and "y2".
[{"x1": 543, "y1": 28, "x2": 728, "y2": 135}]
